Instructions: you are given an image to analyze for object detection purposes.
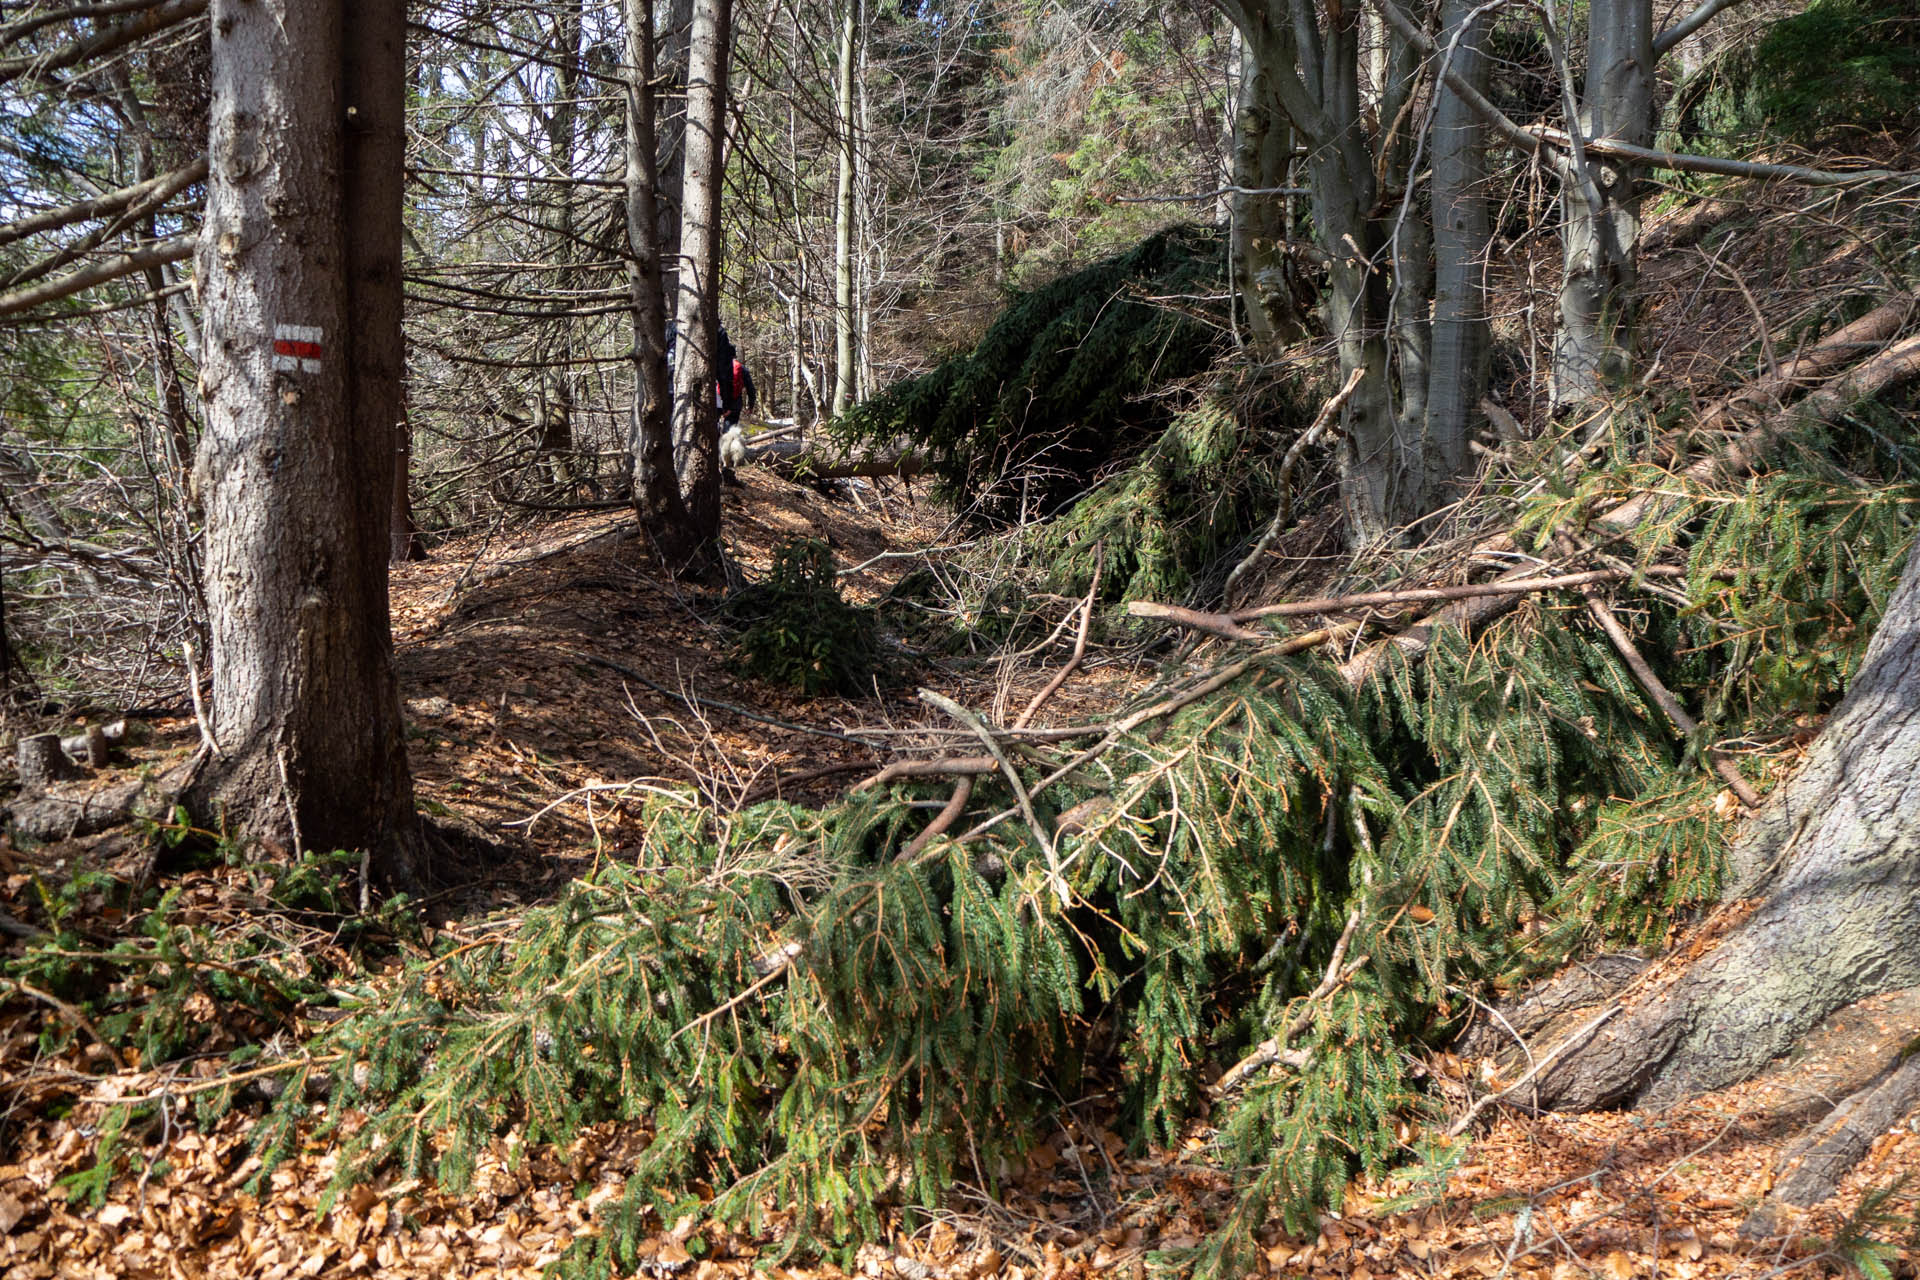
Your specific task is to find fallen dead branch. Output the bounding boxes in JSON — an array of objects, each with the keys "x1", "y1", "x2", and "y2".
[
  {"x1": 1013, "y1": 544, "x2": 1103, "y2": 729},
  {"x1": 1223, "y1": 366, "x2": 1367, "y2": 605},
  {"x1": 742, "y1": 435, "x2": 928, "y2": 482},
  {"x1": 1210, "y1": 909, "x2": 1367, "y2": 1097},
  {"x1": 1558, "y1": 536, "x2": 1764, "y2": 809},
  {"x1": 1340, "y1": 325, "x2": 1920, "y2": 685},
  {"x1": 1125, "y1": 601, "x2": 1271, "y2": 643}
]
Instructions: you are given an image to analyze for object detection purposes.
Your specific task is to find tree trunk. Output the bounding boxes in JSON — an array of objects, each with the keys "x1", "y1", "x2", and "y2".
[
  {"x1": 1551, "y1": 0, "x2": 1653, "y2": 410},
  {"x1": 1419, "y1": 0, "x2": 1492, "y2": 507},
  {"x1": 625, "y1": 0, "x2": 700, "y2": 563},
  {"x1": 654, "y1": 0, "x2": 695, "y2": 303},
  {"x1": 830, "y1": 0, "x2": 859, "y2": 417},
  {"x1": 194, "y1": 0, "x2": 418, "y2": 880},
  {"x1": 391, "y1": 402, "x2": 426, "y2": 563},
  {"x1": 1229, "y1": 34, "x2": 1305, "y2": 349},
  {"x1": 1536, "y1": 535, "x2": 1920, "y2": 1113},
  {"x1": 670, "y1": 0, "x2": 732, "y2": 541}
]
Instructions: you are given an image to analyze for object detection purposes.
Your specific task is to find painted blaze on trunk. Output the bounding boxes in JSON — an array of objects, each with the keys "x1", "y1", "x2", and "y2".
[{"x1": 195, "y1": 0, "x2": 418, "y2": 880}]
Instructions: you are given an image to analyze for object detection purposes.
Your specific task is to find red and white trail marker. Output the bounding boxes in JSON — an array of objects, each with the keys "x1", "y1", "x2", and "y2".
[{"x1": 272, "y1": 324, "x2": 325, "y2": 374}]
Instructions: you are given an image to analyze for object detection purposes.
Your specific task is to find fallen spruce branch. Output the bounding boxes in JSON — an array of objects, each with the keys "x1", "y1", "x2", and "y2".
[
  {"x1": 1131, "y1": 566, "x2": 1689, "y2": 641},
  {"x1": 919, "y1": 688, "x2": 1068, "y2": 904},
  {"x1": 1339, "y1": 327, "x2": 1920, "y2": 686},
  {"x1": 1210, "y1": 909, "x2": 1367, "y2": 1098},
  {"x1": 1556, "y1": 537, "x2": 1765, "y2": 809}
]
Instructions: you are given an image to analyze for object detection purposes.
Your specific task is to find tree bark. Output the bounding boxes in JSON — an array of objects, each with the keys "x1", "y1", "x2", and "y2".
[
  {"x1": 1535, "y1": 535, "x2": 1920, "y2": 1113},
  {"x1": 1229, "y1": 32, "x2": 1305, "y2": 348},
  {"x1": 624, "y1": 0, "x2": 699, "y2": 562},
  {"x1": 194, "y1": 0, "x2": 418, "y2": 880},
  {"x1": 831, "y1": 0, "x2": 859, "y2": 416},
  {"x1": 1551, "y1": 0, "x2": 1653, "y2": 409},
  {"x1": 670, "y1": 0, "x2": 732, "y2": 541},
  {"x1": 1419, "y1": 0, "x2": 1491, "y2": 509}
]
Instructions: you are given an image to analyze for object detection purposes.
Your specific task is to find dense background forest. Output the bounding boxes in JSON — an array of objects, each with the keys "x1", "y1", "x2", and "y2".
[{"x1": 4, "y1": 0, "x2": 1920, "y2": 1277}]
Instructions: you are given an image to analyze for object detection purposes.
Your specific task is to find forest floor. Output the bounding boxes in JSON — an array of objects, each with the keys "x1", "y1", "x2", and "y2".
[
  {"x1": 5, "y1": 462, "x2": 1919, "y2": 1280},
  {"x1": 8, "y1": 164, "x2": 1920, "y2": 1277}
]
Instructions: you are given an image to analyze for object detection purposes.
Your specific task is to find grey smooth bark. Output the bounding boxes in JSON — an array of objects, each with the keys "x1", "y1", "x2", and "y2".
[
  {"x1": 1228, "y1": 36, "x2": 1305, "y2": 348},
  {"x1": 830, "y1": 0, "x2": 858, "y2": 416},
  {"x1": 1551, "y1": 0, "x2": 1653, "y2": 409},
  {"x1": 1214, "y1": 0, "x2": 1484, "y2": 546},
  {"x1": 194, "y1": 0, "x2": 418, "y2": 878},
  {"x1": 1421, "y1": 0, "x2": 1492, "y2": 503},
  {"x1": 1536, "y1": 535, "x2": 1920, "y2": 1112}
]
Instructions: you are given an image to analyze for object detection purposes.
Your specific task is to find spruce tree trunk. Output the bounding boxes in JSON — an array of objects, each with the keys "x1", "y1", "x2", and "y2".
[
  {"x1": 654, "y1": 0, "x2": 695, "y2": 303},
  {"x1": 195, "y1": 0, "x2": 418, "y2": 879},
  {"x1": 625, "y1": 0, "x2": 697, "y2": 559},
  {"x1": 1536, "y1": 536, "x2": 1920, "y2": 1112},
  {"x1": 670, "y1": 0, "x2": 731, "y2": 540},
  {"x1": 1551, "y1": 0, "x2": 1653, "y2": 409}
]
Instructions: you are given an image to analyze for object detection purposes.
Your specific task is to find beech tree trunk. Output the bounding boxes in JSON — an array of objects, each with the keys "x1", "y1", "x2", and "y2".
[
  {"x1": 1420, "y1": 0, "x2": 1491, "y2": 507},
  {"x1": 1551, "y1": 0, "x2": 1653, "y2": 409},
  {"x1": 1228, "y1": 34, "x2": 1305, "y2": 349},
  {"x1": 830, "y1": 0, "x2": 859, "y2": 416},
  {"x1": 194, "y1": 0, "x2": 418, "y2": 879},
  {"x1": 1536, "y1": 536, "x2": 1920, "y2": 1112}
]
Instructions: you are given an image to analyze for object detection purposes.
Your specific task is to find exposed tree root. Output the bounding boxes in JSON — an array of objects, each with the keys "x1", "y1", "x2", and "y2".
[{"x1": 1741, "y1": 1048, "x2": 1920, "y2": 1237}]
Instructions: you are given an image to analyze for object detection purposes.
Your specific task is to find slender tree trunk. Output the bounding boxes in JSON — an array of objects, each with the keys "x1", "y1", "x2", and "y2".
[
  {"x1": 655, "y1": 0, "x2": 695, "y2": 303},
  {"x1": 830, "y1": 0, "x2": 859, "y2": 417},
  {"x1": 1538, "y1": 536, "x2": 1920, "y2": 1113},
  {"x1": 1303, "y1": 1, "x2": 1397, "y2": 544},
  {"x1": 1420, "y1": 0, "x2": 1492, "y2": 507},
  {"x1": 1229, "y1": 34, "x2": 1304, "y2": 349},
  {"x1": 625, "y1": 0, "x2": 698, "y2": 561},
  {"x1": 391, "y1": 402, "x2": 425, "y2": 563},
  {"x1": 195, "y1": 0, "x2": 417, "y2": 879},
  {"x1": 534, "y1": 0, "x2": 583, "y2": 489},
  {"x1": 1552, "y1": 0, "x2": 1653, "y2": 409},
  {"x1": 670, "y1": 0, "x2": 732, "y2": 541}
]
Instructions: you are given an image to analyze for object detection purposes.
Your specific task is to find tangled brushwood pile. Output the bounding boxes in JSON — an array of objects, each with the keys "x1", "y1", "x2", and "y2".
[{"x1": 11, "y1": 171, "x2": 1920, "y2": 1280}]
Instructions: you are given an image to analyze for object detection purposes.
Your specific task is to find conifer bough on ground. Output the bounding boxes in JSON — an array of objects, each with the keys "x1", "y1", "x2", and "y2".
[{"x1": 243, "y1": 372, "x2": 1920, "y2": 1276}]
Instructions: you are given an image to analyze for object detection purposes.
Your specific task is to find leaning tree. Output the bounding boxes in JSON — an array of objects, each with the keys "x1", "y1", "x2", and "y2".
[{"x1": 193, "y1": 0, "x2": 419, "y2": 880}]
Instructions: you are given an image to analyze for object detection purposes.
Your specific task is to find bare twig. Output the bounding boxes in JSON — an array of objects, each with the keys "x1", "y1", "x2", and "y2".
[
  {"x1": 920, "y1": 689, "x2": 1066, "y2": 905},
  {"x1": 1564, "y1": 555, "x2": 1765, "y2": 808},
  {"x1": 899, "y1": 775, "x2": 974, "y2": 861},
  {"x1": 1210, "y1": 909, "x2": 1368, "y2": 1097},
  {"x1": 1014, "y1": 544, "x2": 1103, "y2": 729},
  {"x1": 1224, "y1": 366, "x2": 1367, "y2": 606},
  {"x1": 3, "y1": 977, "x2": 110, "y2": 1051},
  {"x1": 1446, "y1": 1004, "x2": 1622, "y2": 1136}
]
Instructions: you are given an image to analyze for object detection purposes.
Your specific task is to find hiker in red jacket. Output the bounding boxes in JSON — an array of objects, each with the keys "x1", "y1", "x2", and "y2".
[{"x1": 717, "y1": 333, "x2": 756, "y2": 430}]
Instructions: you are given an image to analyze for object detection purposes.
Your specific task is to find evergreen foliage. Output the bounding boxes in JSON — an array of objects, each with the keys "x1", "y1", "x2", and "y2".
[
  {"x1": 881, "y1": 369, "x2": 1321, "y2": 655},
  {"x1": 834, "y1": 224, "x2": 1231, "y2": 524},
  {"x1": 724, "y1": 538, "x2": 884, "y2": 695},
  {"x1": 246, "y1": 390, "x2": 1920, "y2": 1273},
  {"x1": 1667, "y1": 0, "x2": 1920, "y2": 147}
]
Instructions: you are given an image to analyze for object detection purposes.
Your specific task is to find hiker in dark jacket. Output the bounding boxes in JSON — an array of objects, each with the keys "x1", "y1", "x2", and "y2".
[{"x1": 716, "y1": 328, "x2": 756, "y2": 429}]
